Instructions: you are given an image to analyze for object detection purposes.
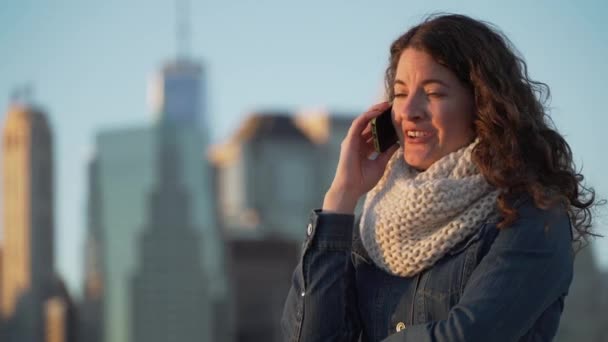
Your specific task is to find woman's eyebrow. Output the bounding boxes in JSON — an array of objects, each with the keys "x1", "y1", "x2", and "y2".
[
  {"x1": 394, "y1": 78, "x2": 450, "y2": 88},
  {"x1": 421, "y1": 79, "x2": 450, "y2": 88}
]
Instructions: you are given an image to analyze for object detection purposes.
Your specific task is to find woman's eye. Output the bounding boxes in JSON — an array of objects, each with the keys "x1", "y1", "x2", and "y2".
[
  {"x1": 394, "y1": 93, "x2": 408, "y2": 98},
  {"x1": 426, "y1": 92, "x2": 445, "y2": 98}
]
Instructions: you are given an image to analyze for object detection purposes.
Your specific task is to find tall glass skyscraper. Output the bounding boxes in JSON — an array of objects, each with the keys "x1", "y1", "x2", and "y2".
[
  {"x1": 90, "y1": 8, "x2": 230, "y2": 338},
  {"x1": 131, "y1": 124, "x2": 212, "y2": 342},
  {"x1": 90, "y1": 123, "x2": 230, "y2": 342},
  {"x1": 80, "y1": 158, "x2": 103, "y2": 342},
  {"x1": 149, "y1": 60, "x2": 207, "y2": 132}
]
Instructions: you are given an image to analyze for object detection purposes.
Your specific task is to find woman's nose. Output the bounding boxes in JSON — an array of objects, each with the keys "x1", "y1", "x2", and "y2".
[{"x1": 394, "y1": 95, "x2": 424, "y2": 122}]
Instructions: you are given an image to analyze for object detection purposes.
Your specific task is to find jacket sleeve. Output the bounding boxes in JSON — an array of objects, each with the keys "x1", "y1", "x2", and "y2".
[
  {"x1": 383, "y1": 200, "x2": 574, "y2": 342},
  {"x1": 281, "y1": 209, "x2": 362, "y2": 342}
]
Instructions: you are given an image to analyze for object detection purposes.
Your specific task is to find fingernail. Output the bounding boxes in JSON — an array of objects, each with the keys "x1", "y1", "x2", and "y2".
[{"x1": 368, "y1": 151, "x2": 379, "y2": 160}]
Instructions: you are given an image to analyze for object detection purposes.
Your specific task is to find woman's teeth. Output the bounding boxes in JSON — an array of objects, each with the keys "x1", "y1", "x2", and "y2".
[{"x1": 407, "y1": 131, "x2": 430, "y2": 137}]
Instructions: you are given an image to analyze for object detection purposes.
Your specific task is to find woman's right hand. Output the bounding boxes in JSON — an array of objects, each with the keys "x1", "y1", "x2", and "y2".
[{"x1": 323, "y1": 102, "x2": 400, "y2": 214}]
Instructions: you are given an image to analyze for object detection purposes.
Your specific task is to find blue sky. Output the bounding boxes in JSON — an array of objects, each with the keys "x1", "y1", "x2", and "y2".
[{"x1": 1, "y1": 0, "x2": 607, "y2": 297}]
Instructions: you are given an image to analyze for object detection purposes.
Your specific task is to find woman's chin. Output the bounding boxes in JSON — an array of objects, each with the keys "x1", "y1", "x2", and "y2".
[
  {"x1": 403, "y1": 152, "x2": 431, "y2": 171},
  {"x1": 403, "y1": 146, "x2": 435, "y2": 170}
]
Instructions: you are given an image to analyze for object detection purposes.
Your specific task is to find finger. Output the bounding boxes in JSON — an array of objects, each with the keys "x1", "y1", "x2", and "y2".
[
  {"x1": 365, "y1": 147, "x2": 379, "y2": 160},
  {"x1": 358, "y1": 135, "x2": 373, "y2": 153},
  {"x1": 348, "y1": 102, "x2": 391, "y2": 137},
  {"x1": 345, "y1": 121, "x2": 377, "y2": 151},
  {"x1": 354, "y1": 129, "x2": 374, "y2": 154},
  {"x1": 361, "y1": 124, "x2": 372, "y2": 136},
  {"x1": 348, "y1": 110, "x2": 384, "y2": 135}
]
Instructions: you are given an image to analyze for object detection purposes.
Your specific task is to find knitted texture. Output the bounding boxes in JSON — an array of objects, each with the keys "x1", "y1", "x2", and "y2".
[{"x1": 359, "y1": 140, "x2": 499, "y2": 277}]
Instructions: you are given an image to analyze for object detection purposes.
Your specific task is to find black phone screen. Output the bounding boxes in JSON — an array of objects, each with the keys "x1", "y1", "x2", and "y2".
[{"x1": 371, "y1": 107, "x2": 398, "y2": 153}]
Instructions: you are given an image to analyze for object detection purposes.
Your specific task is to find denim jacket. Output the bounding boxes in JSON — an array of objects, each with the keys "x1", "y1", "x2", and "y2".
[{"x1": 281, "y1": 197, "x2": 574, "y2": 341}]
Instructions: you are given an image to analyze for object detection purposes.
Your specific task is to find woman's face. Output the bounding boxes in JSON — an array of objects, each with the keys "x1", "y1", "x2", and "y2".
[{"x1": 392, "y1": 48, "x2": 476, "y2": 170}]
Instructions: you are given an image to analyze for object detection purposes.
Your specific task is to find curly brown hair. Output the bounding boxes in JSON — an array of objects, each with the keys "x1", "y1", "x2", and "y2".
[{"x1": 385, "y1": 13, "x2": 600, "y2": 242}]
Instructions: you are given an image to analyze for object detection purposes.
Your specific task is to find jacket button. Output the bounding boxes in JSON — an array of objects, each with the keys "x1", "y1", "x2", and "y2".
[
  {"x1": 307, "y1": 223, "x2": 313, "y2": 236},
  {"x1": 396, "y1": 322, "x2": 406, "y2": 332}
]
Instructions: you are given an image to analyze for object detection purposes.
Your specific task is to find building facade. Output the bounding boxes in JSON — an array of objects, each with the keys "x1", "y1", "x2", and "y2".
[
  {"x1": 149, "y1": 60, "x2": 207, "y2": 133},
  {"x1": 211, "y1": 112, "x2": 325, "y2": 240},
  {"x1": 226, "y1": 237, "x2": 299, "y2": 342},
  {"x1": 91, "y1": 123, "x2": 230, "y2": 342},
  {"x1": 556, "y1": 246, "x2": 608, "y2": 341},
  {"x1": 1, "y1": 102, "x2": 55, "y2": 342},
  {"x1": 211, "y1": 110, "x2": 357, "y2": 240},
  {"x1": 131, "y1": 124, "x2": 212, "y2": 342},
  {"x1": 210, "y1": 110, "x2": 357, "y2": 341},
  {"x1": 79, "y1": 158, "x2": 104, "y2": 342}
]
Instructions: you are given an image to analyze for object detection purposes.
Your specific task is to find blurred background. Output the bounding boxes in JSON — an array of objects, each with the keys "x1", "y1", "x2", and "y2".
[{"x1": 0, "y1": 0, "x2": 606, "y2": 341}]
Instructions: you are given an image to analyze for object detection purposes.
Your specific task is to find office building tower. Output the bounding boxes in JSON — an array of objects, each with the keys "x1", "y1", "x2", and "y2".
[
  {"x1": 148, "y1": 0, "x2": 207, "y2": 131},
  {"x1": 210, "y1": 110, "x2": 357, "y2": 340},
  {"x1": 92, "y1": 124, "x2": 230, "y2": 342},
  {"x1": 149, "y1": 61, "x2": 206, "y2": 131},
  {"x1": 226, "y1": 237, "x2": 298, "y2": 341},
  {"x1": 210, "y1": 110, "x2": 357, "y2": 239},
  {"x1": 1, "y1": 101, "x2": 54, "y2": 342},
  {"x1": 79, "y1": 158, "x2": 104, "y2": 342},
  {"x1": 131, "y1": 124, "x2": 211, "y2": 342}
]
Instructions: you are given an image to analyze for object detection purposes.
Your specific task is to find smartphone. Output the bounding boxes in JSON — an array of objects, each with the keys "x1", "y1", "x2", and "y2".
[{"x1": 371, "y1": 106, "x2": 398, "y2": 153}]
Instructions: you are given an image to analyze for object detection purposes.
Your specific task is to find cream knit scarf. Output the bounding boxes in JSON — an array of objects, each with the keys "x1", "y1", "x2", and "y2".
[{"x1": 359, "y1": 140, "x2": 500, "y2": 277}]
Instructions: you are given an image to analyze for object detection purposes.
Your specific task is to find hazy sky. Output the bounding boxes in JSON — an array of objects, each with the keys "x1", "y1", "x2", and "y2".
[{"x1": 1, "y1": 0, "x2": 607, "y2": 297}]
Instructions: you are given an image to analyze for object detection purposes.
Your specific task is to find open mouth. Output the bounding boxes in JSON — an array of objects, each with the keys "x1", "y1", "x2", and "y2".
[
  {"x1": 405, "y1": 130, "x2": 433, "y2": 143},
  {"x1": 407, "y1": 131, "x2": 430, "y2": 138}
]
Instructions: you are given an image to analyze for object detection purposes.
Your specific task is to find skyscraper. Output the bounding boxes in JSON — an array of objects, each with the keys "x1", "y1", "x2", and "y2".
[
  {"x1": 91, "y1": 127, "x2": 156, "y2": 342},
  {"x1": 556, "y1": 247, "x2": 608, "y2": 341},
  {"x1": 209, "y1": 109, "x2": 356, "y2": 340},
  {"x1": 293, "y1": 110, "x2": 355, "y2": 198},
  {"x1": 226, "y1": 237, "x2": 299, "y2": 341},
  {"x1": 149, "y1": 60, "x2": 206, "y2": 130},
  {"x1": 131, "y1": 124, "x2": 211, "y2": 342},
  {"x1": 209, "y1": 110, "x2": 357, "y2": 239},
  {"x1": 89, "y1": 3, "x2": 230, "y2": 339},
  {"x1": 1, "y1": 100, "x2": 54, "y2": 340},
  {"x1": 148, "y1": 0, "x2": 207, "y2": 131},
  {"x1": 91, "y1": 123, "x2": 230, "y2": 342},
  {"x1": 79, "y1": 158, "x2": 104, "y2": 342}
]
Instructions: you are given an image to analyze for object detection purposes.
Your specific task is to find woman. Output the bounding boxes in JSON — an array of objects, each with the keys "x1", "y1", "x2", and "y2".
[{"x1": 281, "y1": 14, "x2": 599, "y2": 342}]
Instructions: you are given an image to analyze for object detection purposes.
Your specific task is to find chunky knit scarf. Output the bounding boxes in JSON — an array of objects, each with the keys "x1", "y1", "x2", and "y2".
[{"x1": 359, "y1": 140, "x2": 500, "y2": 277}]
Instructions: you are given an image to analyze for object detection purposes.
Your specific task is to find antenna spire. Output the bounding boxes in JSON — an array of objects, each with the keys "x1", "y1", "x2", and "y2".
[{"x1": 176, "y1": 0, "x2": 191, "y2": 60}]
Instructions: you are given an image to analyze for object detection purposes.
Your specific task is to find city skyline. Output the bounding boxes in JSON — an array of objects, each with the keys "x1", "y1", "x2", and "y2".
[{"x1": 1, "y1": 0, "x2": 607, "y2": 297}]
